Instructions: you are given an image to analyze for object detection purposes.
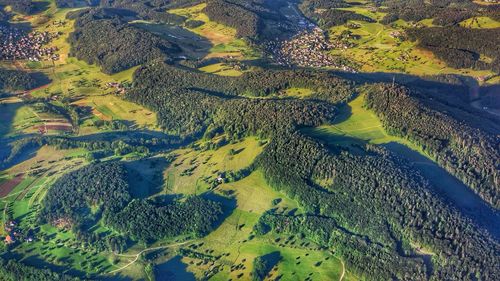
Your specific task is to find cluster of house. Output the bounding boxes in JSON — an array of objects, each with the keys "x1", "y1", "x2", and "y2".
[
  {"x1": 105, "y1": 82, "x2": 127, "y2": 95},
  {"x1": 0, "y1": 25, "x2": 59, "y2": 61},
  {"x1": 3, "y1": 220, "x2": 34, "y2": 245},
  {"x1": 265, "y1": 27, "x2": 356, "y2": 72}
]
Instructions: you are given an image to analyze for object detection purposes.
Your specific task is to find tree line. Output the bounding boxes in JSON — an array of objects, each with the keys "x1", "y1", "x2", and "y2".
[{"x1": 0, "y1": 258, "x2": 82, "y2": 281}]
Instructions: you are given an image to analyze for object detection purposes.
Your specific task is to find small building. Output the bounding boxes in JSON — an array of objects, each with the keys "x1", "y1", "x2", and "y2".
[{"x1": 4, "y1": 235, "x2": 15, "y2": 244}]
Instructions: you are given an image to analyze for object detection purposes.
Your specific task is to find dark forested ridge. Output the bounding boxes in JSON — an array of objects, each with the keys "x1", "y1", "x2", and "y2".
[
  {"x1": 106, "y1": 196, "x2": 223, "y2": 242},
  {"x1": 407, "y1": 27, "x2": 500, "y2": 73},
  {"x1": 0, "y1": 258, "x2": 81, "y2": 281},
  {"x1": 364, "y1": 84, "x2": 500, "y2": 209},
  {"x1": 300, "y1": 0, "x2": 375, "y2": 28},
  {"x1": 0, "y1": 0, "x2": 36, "y2": 15},
  {"x1": 256, "y1": 132, "x2": 500, "y2": 280},
  {"x1": 379, "y1": 0, "x2": 500, "y2": 26},
  {"x1": 67, "y1": 8, "x2": 182, "y2": 74},
  {"x1": 204, "y1": 0, "x2": 295, "y2": 39},
  {"x1": 127, "y1": 61, "x2": 352, "y2": 137}
]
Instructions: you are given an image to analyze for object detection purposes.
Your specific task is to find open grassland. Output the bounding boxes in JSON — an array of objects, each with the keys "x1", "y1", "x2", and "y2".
[
  {"x1": 460, "y1": 16, "x2": 500, "y2": 28},
  {"x1": 169, "y1": 3, "x2": 260, "y2": 60},
  {"x1": 164, "y1": 137, "x2": 265, "y2": 195},
  {"x1": 177, "y1": 170, "x2": 356, "y2": 281},
  {"x1": 0, "y1": 96, "x2": 73, "y2": 138},
  {"x1": 328, "y1": 6, "x2": 496, "y2": 80},
  {"x1": 198, "y1": 63, "x2": 244, "y2": 76},
  {"x1": 305, "y1": 95, "x2": 426, "y2": 155}
]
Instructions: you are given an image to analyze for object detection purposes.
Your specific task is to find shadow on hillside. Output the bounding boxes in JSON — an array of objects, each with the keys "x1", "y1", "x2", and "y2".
[{"x1": 384, "y1": 142, "x2": 500, "y2": 239}]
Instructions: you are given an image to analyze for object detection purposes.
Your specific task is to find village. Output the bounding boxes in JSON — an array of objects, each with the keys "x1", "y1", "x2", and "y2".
[
  {"x1": 0, "y1": 24, "x2": 59, "y2": 61},
  {"x1": 265, "y1": 27, "x2": 357, "y2": 72}
]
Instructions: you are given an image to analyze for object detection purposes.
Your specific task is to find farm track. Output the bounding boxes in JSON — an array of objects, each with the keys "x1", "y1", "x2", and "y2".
[{"x1": 108, "y1": 240, "x2": 195, "y2": 274}]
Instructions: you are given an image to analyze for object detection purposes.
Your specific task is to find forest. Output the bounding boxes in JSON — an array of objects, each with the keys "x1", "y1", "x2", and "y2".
[
  {"x1": 204, "y1": 0, "x2": 261, "y2": 38},
  {"x1": 67, "y1": 8, "x2": 182, "y2": 74},
  {"x1": 0, "y1": 68, "x2": 40, "y2": 91},
  {"x1": 407, "y1": 27, "x2": 500, "y2": 73},
  {"x1": 255, "y1": 131, "x2": 499, "y2": 280},
  {"x1": 124, "y1": 58, "x2": 500, "y2": 279},
  {"x1": 0, "y1": 258, "x2": 81, "y2": 281},
  {"x1": 364, "y1": 84, "x2": 500, "y2": 209},
  {"x1": 379, "y1": 0, "x2": 499, "y2": 26},
  {"x1": 106, "y1": 196, "x2": 223, "y2": 243},
  {"x1": 40, "y1": 162, "x2": 224, "y2": 244},
  {"x1": 127, "y1": 61, "x2": 353, "y2": 137},
  {"x1": 0, "y1": 0, "x2": 36, "y2": 15}
]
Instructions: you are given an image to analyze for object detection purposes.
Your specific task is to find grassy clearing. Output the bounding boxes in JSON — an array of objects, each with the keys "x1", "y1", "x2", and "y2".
[
  {"x1": 180, "y1": 170, "x2": 355, "y2": 281},
  {"x1": 169, "y1": 3, "x2": 259, "y2": 59},
  {"x1": 460, "y1": 16, "x2": 500, "y2": 28},
  {"x1": 282, "y1": 87, "x2": 314, "y2": 99},
  {"x1": 305, "y1": 95, "x2": 426, "y2": 155},
  {"x1": 198, "y1": 63, "x2": 244, "y2": 77},
  {"x1": 164, "y1": 137, "x2": 265, "y2": 195}
]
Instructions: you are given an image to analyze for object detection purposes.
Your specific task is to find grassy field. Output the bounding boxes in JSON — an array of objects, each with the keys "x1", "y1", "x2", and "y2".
[
  {"x1": 198, "y1": 63, "x2": 244, "y2": 76},
  {"x1": 460, "y1": 16, "x2": 500, "y2": 28},
  {"x1": 169, "y1": 3, "x2": 260, "y2": 60},
  {"x1": 305, "y1": 95, "x2": 426, "y2": 156},
  {"x1": 176, "y1": 170, "x2": 357, "y2": 281},
  {"x1": 163, "y1": 137, "x2": 265, "y2": 195},
  {"x1": 328, "y1": 5, "x2": 497, "y2": 81}
]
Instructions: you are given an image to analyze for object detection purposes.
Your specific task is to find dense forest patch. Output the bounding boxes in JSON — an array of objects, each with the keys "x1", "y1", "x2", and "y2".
[
  {"x1": 407, "y1": 27, "x2": 500, "y2": 73},
  {"x1": 127, "y1": 61, "x2": 353, "y2": 137},
  {"x1": 256, "y1": 131, "x2": 500, "y2": 280},
  {"x1": 39, "y1": 162, "x2": 224, "y2": 243},
  {"x1": 0, "y1": 258, "x2": 81, "y2": 281},
  {"x1": 67, "y1": 8, "x2": 182, "y2": 74},
  {"x1": 364, "y1": 84, "x2": 500, "y2": 209},
  {"x1": 0, "y1": 68, "x2": 41, "y2": 91}
]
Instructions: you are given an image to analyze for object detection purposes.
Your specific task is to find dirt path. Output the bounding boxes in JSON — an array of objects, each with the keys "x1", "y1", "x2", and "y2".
[
  {"x1": 339, "y1": 259, "x2": 346, "y2": 281},
  {"x1": 108, "y1": 240, "x2": 194, "y2": 274}
]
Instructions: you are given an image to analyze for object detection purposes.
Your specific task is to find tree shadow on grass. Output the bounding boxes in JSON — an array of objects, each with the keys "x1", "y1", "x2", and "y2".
[{"x1": 155, "y1": 255, "x2": 195, "y2": 281}]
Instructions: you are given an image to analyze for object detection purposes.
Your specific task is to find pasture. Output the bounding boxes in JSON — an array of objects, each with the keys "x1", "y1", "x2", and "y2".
[
  {"x1": 163, "y1": 137, "x2": 265, "y2": 195},
  {"x1": 169, "y1": 3, "x2": 260, "y2": 60},
  {"x1": 305, "y1": 95, "x2": 425, "y2": 155}
]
